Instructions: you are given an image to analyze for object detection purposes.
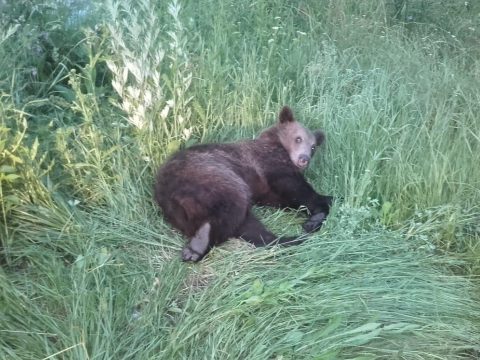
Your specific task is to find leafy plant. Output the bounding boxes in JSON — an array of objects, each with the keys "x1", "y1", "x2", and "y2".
[
  {"x1": 105, "y1": 0, "x2": 195, "y2": 162},
  {"x1": 1, "y1": 0, "x2": 479, "y2": 359}
]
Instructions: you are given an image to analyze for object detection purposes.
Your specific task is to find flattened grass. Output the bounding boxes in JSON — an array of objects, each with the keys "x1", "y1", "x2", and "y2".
[
  {"x1": 1, "y1": 0, "x2": 480, "y2": 359},
  {"x1": 1, "y1": 202, "x2": 479, "y2": 359}
]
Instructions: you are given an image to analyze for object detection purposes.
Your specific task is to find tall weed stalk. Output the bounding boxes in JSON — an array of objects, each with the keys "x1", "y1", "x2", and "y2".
[{"x1": 105, "y1": 0, "x2": 195, "y2": 163}]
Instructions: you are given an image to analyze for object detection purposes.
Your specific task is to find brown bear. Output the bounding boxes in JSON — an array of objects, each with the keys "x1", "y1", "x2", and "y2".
[{"x1": 154, "y1": 106, "x2": 332, "y2": 261}]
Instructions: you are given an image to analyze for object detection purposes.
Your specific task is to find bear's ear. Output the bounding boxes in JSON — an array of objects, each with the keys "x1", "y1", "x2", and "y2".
[
  {"x1": 279, "y1": 106, "x2": 294, "y2": 123},
  {"x1": 314, "y1": 130, "x2": 325, "y2": 145}
]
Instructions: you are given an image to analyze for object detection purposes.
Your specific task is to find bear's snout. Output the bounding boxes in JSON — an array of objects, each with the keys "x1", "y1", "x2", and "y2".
[{"x1": 298, "y1": 154, "x2": 310, "y2": 168}]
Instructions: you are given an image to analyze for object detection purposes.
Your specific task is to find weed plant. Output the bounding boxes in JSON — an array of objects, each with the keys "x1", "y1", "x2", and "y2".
[{"x1": 1, "y1": 0, "x2": 479, "y2": 358}]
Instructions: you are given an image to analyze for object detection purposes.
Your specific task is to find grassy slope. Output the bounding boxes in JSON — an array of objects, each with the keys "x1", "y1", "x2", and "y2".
[{"x1": 1, "y1": 0, "x2": 480, "y2": 358}]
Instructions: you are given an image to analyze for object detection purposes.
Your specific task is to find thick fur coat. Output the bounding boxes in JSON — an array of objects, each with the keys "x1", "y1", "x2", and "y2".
[{"x1": 155, "y1": 106, "x2": 332, "y2": 261}]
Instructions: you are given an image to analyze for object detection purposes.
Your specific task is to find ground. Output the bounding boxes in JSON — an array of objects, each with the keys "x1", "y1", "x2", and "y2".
[{"x1": 1, "y1": 0, "x2": 479, "y2": 358}]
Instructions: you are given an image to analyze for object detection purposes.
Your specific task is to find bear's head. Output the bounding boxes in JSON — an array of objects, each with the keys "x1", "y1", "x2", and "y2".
[{"x1": 277, "y1": 106, "x2": 325, "y2": 170}]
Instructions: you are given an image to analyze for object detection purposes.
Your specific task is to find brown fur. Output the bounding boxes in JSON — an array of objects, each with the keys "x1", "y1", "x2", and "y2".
[{"x1": 154, "y1": 106, "x2": 332, "y2": 261}]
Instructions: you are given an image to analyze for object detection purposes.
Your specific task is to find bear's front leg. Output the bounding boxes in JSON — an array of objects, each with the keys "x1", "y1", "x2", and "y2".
[
  {"x1": 235, "y1": 210, "x2": 306, "y2": 247},
  {"x1": 268, "y1": 173, "x2": 332, "y2": 232},
  {"x1": 302, "y1": 194, "x2": 333, "y2": 233},
  {"x1": 303, "y1": 211, "x2": 327, "y2": 233}
]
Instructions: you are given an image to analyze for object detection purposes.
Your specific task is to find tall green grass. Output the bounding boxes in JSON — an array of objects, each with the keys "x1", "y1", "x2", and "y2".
[{"x1": 1, "y1": 0, "x2": 479, "y2": 358}]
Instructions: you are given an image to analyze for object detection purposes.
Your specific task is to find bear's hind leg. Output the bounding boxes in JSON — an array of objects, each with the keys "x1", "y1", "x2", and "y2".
[
  {"x1": 182, "y1": 222, "x2": 211, "y2": 262},
  {"x1": 236, "y1": 211, "x2": 304, "y2": 247}
]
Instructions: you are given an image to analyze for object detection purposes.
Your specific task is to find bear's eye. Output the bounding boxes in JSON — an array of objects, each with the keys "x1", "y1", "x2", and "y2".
[
  {"x1": 295, "y1": 137, "x2": 302, "y2": 143},
  {"x1": 311, "y1": 146, "x2": 316, "y2": 151}
]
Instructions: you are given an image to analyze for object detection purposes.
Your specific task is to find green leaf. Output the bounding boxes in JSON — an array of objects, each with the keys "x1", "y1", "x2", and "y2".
[
  {"x1": 74, "y1": 255, "x2": 85, "y2": 270},
  {"x1": 251, "y1": 279, "x2": 264, "y2": 295},
  {"x1": 2, "y1": 173, "x2": 21, "y2": 182},
  {"x1": 4, "y1": 195, "x2": 20, "y2": 205},
  {"x1": 383, "y1": 322, "x2": 420, "y2": 333},
  {"x1": 166, "y1": 140, "x2": 181, "y2": 154},
  {"x1": 344, "y1": 327, "x2": 382, "y2": 346},
  {"x1": 342, "y1": 322, "x2": 382, "y2": 336},
  {"x1": 243, "y1": 295, "x2": 263, "y2": 305},
  {"x1": 30, "y1": 138, "x2": 39, "y2": 160},
  {"x1": 298, "y1": 267, "x2": 315, "y2": 280},
  {"x1": 283, "y1": 330, "x2": 304, "y2": 344},
  {"x1": 277, "y1": 281, "x2": 293, "y2": 292},
  {"x1": 317, "y1": 316, "x2": 343, "y2": 338},
  {"x1": 314, "y1": 349, "x2": 340, "y2": 360},
  {"x1": 4, "y1": 150, "x2": 23, "y2": 164},
  {"x1": 54, "y1": 85, "x2": 76, "y2": 102},
  {"x1": 0, "y1": 165, "x2": 16, "y2": 173},
  {"x1": 97, "y1": 247, "x2": 111, "y2": 265}
]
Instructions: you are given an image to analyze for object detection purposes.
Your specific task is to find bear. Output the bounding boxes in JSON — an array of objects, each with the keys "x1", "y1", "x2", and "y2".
[{"x1": 154, "y1": 106, "x2": 332, "y2": 261}]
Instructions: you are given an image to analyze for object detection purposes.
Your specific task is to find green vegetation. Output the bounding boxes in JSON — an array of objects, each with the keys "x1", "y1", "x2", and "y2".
[{"x1": 1, "y1": 0, "x2": 479, "y2": 358}]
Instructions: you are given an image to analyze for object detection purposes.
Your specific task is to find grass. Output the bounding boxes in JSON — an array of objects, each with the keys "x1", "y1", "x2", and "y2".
[
  {"x1": 1, "y1": 0, "x2": 480, "y2": 358},
  {"x1": 2, "y1": 203, "x2": 479, "y2": 358}
]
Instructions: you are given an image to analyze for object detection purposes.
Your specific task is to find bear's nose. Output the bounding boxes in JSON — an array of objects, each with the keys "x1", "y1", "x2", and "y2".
[{"x1": 298, "y1": 154, "x2": 310, "y2": 167}]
